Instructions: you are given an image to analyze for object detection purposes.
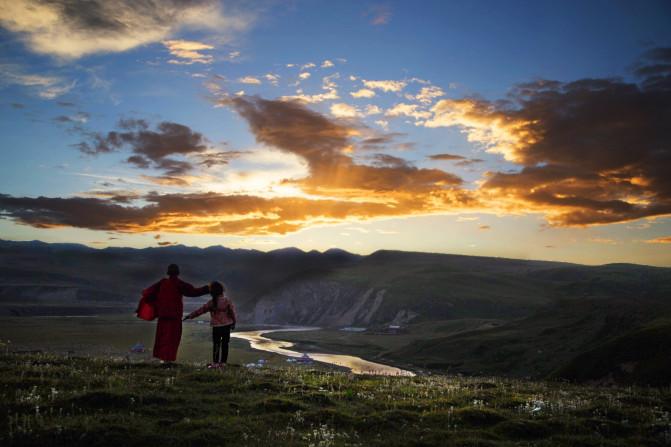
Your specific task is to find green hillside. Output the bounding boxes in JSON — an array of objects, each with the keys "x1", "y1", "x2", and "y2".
[{"x1": 1, "y1": 352, "x2": 670, "y2": 446}]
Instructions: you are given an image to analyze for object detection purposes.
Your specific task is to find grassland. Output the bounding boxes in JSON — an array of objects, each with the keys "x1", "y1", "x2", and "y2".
[{"x1": 1, "y1": 352, "x2": 670, "y2": 446}]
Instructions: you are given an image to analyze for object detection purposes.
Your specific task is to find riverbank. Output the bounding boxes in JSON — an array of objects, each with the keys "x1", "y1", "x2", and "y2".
[{"x1": 232, "y1": 327, "x2": 415, "y2": 376}]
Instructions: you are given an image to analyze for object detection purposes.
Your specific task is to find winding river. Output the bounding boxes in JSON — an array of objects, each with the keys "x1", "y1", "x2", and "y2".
[{"x1": 232, "y1": 327, "x2": 415, "y2": 376}]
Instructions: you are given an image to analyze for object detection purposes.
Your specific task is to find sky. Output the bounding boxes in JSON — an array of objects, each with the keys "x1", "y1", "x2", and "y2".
[{"x1": 0, "y1": 0, "x2": 670, "y2": 266}]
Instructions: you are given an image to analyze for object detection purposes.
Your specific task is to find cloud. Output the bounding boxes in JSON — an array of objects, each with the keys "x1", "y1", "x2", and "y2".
[
  {"x1": 322, "y1": 73, "x2": 339, "y2": 90},
  {"x1": 412, "y1": 86, "x2": 445, "y2": 104},
  {"x1": 425, "y1": 48, "x2": 671, "y2": 226},
  {"x1": 363, "y1": 79, "x2": 407, "y2": 92},
  {"x1": 0, "y1": 194, "x2": 158, "y2": 230},
  {"x1": 455, "y1": 158, "x2": 483, "y2": 167},
  {"x1": 369, "y1": 154, "x2": 411, "y2": 169},
  {"x1": 264, "y1": 73, "x2": 280, "y2": 85},
  {"x1": 163, "y1": 39, "x2": 214, "y2": 64},
  {"x1": 479, "y1": 224, "x2": 491, "y2": 230},
  {"x1": 0, "y1": 64, "x2": 75, "y2": 99},
  {"x1": 428, "y1": 153, "x2": 483, "y2": 166},
  {"x1": 330, "y1": 103, "x2": 360, "y2": 118},
  {"x1": 357, "y1": 132, "x2": 406, "y2": 151},
  {"x1": 385, "y1": 103, "x2": 431, "y2": 120},
  {"x1": 365, "y1": 5, "x2": 392, "y2": 26},
  {"x1": 238, "y1": 76, "x2": 262, "y2": 85},
  {"x1": 222, "y1": 96, "x2": 464, "y2": 197},
  {"x1": 589, "y1": 237, "x2": 617, "y2": 245},
  {"x1": 0, "y1": 96, "x2": 473, "y2": 236},
  {"x1": 350, "y1": 88, "x2": 376, "y2": 98},
  {"x1": 53, "y1": 112, "x2": 89, "y2": 124},
  {"x1": 196, "y1": 150, "x2": 245, "y2": 168},
  {"x1": 375, "y1": 120, "x2": 389, "y2": 130},
  {"x1": 644, "y1": 236, "x2": 671, "y2": 244},
  {"x1": 321, "y1": 60, "x2": 334, "y2": 68},
  {"x1": 0, "y1": 192, "x2": 450, "y2": 235},
  {"x1": 298, "y1": 72, "x2": 311, "y2": 80},
  {"x1": 364, "y1": 105, "x2": 382, "y2": 115},
  {"x1": 280, "y1": 88, "x2": 339, "y2": 104},
  {"x1": 77, "y1": 119, "x2": 210, "y2": 177},
  {"x1": 0, "y1": 0, "x2": 250, "y2": 59},
  {"x1": 428, "y1": 153, "x2": 467, "y2": 161},
  {"x1": 280, "y1": 74, "x2": 340, "y2": 104}
]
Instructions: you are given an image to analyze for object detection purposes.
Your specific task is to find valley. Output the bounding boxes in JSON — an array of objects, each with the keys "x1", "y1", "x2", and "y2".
[{"x1": 1, "y1": 240, "x2": 670, "y2": 384}]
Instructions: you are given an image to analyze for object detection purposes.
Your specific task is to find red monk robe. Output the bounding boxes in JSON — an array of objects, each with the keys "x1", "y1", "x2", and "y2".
[{"x1": 143, "y1": 276, "x2": 209, "y2": 362}]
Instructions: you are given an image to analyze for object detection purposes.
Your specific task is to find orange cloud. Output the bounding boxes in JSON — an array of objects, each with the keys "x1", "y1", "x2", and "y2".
[
  {"x1": 223, "y1": 96, "x2": 463, "y2": 201},
  {"x1": 644, "y1": 236, "x2": 671, "y2": 244},
  {"x1": 0, "y1": 192, "x2": 474, "y2": 235}
]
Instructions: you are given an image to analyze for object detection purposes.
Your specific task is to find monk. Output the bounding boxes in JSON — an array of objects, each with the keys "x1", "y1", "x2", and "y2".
[{"x1": 142, "y1": 264, "x2": 209, "y2": 363}]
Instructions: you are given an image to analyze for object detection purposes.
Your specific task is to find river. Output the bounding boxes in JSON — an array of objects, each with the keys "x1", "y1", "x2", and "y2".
[{"x1": 232, "y1": 327, "x2": 415, "y2": 376}]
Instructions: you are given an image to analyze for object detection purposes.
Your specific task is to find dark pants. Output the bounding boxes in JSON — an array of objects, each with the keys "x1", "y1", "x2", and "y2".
[{"x1": 212, "y1": 325, "x2": 232, "y2": 363}]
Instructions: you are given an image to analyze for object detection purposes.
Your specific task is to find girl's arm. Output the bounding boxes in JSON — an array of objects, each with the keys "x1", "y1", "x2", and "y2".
[{"x1": 184, "y1": 300, "x2": 212, "y2": 320}]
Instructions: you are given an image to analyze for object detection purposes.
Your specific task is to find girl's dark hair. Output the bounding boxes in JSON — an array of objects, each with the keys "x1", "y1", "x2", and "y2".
[{"x1": 210, "y1": 281, "x2": 225, "y2": 310}]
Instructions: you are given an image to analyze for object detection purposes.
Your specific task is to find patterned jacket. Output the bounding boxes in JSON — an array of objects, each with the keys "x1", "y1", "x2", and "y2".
[{"x1": 186, "y1": 295, "x2": 237, "y2": 327}]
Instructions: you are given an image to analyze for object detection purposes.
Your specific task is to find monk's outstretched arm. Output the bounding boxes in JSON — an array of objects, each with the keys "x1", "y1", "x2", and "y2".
[{"x1": 179, "y1": 280, "x2": 210, "y2": 297}]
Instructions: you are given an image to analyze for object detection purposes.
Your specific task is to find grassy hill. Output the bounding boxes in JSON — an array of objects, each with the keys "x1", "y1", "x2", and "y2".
[{"x1": 1, "y1": 352, "x2": 670, "y2": 446}]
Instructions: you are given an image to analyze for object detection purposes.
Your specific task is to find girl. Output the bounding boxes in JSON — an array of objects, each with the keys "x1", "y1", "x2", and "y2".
[{"x1": 183, "y1": 281, "x2": 237, "y2": 366}]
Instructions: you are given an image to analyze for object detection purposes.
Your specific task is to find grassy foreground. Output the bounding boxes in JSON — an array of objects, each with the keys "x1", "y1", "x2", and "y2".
[{"x1": 1, "y1": 353, "x2": 670, "y2": 446}]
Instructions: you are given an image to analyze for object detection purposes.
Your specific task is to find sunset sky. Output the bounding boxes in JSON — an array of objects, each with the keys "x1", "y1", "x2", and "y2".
[{"x1": 1, "y1": 0, "x2": 670, "y2": 266}]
